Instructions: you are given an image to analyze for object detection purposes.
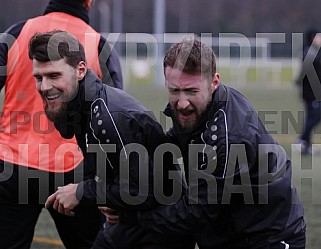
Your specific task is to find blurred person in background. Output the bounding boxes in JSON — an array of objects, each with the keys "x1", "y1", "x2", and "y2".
[
  {"x1": 0, "y1": 0, "x2": 122, "y2": 248},
  {"x1": 295, "y1": 28, "x2": 321, "y2": 155}
]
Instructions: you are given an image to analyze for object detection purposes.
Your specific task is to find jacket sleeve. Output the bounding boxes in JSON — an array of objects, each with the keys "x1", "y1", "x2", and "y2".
[
  {"x1": 98, "y1": 36, "x2": 123, "y2": 89},
  {"x1": 76, "y1": 110, "x2": 184, "y2": 211},
  {"x1": 121, "y1": 140, "x2": 227, "y2": 233},
  {"x1": 0, "y1": 21, "x2": 25, "y2": 91},
  {"x1": 129, "y1": 194, "x2": 224, "y2": 234},
  {"x1": 124, "y1": 138, "x2": 250, "y2": 234}
]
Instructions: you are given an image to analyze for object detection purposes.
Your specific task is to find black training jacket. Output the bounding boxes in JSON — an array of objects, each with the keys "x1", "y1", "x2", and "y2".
[
  {"x1": 136, "y1": 83, "x2": 306, "y2": 249},
  {"x1": 55, "y1": 70, "x2": 195, "y2": 249}
]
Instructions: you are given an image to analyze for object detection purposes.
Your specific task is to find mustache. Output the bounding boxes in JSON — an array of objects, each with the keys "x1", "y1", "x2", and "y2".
[{"x1": 176, "y1": 109, "x2": 194, "y2": 116}]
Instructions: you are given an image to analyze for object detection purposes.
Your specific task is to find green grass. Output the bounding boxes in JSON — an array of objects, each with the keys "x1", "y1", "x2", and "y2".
[{"x1": 20, "y1": 84, "x2": 321, "y2": 249}]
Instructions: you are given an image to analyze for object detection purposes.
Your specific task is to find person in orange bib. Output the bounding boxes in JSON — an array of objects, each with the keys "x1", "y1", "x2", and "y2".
[{"x1": 0, "y1": 0, "x2": 123, "y2": 248}]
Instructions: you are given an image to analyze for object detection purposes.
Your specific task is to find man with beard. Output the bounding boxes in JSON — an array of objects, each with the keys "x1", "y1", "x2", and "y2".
[
  {"x1": 30, "y1": 30, "x2": 195, "y2": 249},
  {"x1": 113, "y1": 38, "x2": 306, "y2": 249}
]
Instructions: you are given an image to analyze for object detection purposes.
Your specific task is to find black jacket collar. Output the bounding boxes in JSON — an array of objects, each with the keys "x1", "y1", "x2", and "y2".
[
  {"x1": 44, "y1": 0, "x2": 90, "y2": 24},
  {"x1": 210, "y1": 83, "x2": 228, "y2": 116}
]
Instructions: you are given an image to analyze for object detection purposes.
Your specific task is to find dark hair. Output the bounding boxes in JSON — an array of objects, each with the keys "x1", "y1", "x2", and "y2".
[
  {"x1": 28, "y1": 30, "x2": 86, "y2": 68},
  {"x1": 163, "y1": 37, "x2": 216, "y2": 80},
  {"x1": 51, "y1": 0, "x2": 86, "y2": 5}
]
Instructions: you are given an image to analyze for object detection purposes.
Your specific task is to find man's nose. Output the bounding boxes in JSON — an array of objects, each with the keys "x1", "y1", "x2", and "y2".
[
  {"x1": 40, "y1": 78, "x2": 53, "y2": 92},
  {"x1": 177, "y1": 98, "x2": 190, "y2": 110}
]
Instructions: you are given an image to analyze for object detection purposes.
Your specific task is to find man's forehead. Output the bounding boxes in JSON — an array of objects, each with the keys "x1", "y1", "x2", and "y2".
[
  {"x1": 32, "y1": 58, "x2": 66, "y2": 67},
  {"x1": 32, "y1": 59, "x2": 65, "y2": 74},
  {"x1": 165, "y1": 68, "x2": 203, "y2": 85}
]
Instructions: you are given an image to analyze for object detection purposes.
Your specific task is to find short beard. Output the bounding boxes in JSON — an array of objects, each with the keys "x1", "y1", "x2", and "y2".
[
  {"x1": 173, "y1": 101, "x2": 212, "y2": 133},
  {"x1": 45, "y1": 102, "x2": 68, "y2": 122},
  {"x1": 172, "y1": 112, "x2": 195, "y2": 133}
]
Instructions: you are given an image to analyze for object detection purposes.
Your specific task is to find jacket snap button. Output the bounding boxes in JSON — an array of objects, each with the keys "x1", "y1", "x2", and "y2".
[
  {"x1": 211, "y1": 125, "x2": 217, "y2": 131},
  {"x1": 94, "y1": 106, "x2": 98, "y2": 113}
]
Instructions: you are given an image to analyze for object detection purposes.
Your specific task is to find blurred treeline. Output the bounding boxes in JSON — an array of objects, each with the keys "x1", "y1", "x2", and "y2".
[{"x1": 1, "y1": 0, "x2": 320, "y2": 57}]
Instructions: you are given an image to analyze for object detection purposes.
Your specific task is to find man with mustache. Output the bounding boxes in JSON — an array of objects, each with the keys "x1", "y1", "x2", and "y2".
[
  {"x1": 116, "y1": 38, "x2": 307, "y2": 249},
  {"x1": 30, "y1": 30, "x2": 195, "y2": 249}
]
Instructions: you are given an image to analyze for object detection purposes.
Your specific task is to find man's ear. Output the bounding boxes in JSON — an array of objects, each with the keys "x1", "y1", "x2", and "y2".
[
  {"x1": 77, "y1": 61, "x2": 87, "y2": 80},
  {"x1": 83, "y1": 0, "x2": 94, "y2": 11},
  {"x1": 211, "y1": 73, "x2": 220, "y2": 93}
]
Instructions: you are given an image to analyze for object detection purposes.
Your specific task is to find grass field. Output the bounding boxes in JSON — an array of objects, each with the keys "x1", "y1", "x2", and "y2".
[{"x1": 23, "y1": 83, "x2": 321, "y2": 249}]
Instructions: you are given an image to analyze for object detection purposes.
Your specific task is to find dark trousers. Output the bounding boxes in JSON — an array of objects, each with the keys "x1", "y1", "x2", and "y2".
[
  {"x1": 0, "y1": 160, "x2": 102, "y2": 249},
  {"x1": 301, "y1": 100, "x2": 321, "y2": 145},
  {"x1": 92, "y1": 223, "x2": 196, "y2": 249}
]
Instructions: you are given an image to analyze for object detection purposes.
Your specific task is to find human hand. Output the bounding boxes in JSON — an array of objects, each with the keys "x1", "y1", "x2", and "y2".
[
  {"x1": 98, "y1": 206, "x2": 119, "y2": 224},
  {"x1": 45, "y1": 183, "x2": 79, "y2": 217}
]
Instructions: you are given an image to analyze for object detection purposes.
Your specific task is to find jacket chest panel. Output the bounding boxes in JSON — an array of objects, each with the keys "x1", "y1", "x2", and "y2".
[{"x1": 190, "y1": 109, "x2": 229, "y2": 178}]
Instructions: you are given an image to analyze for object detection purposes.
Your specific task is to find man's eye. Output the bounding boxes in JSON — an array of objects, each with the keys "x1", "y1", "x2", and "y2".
[
  {"x1": 50, "y1": 74, "x2": 59, "y2": 79},
  {"x1": 168, "y1": 89, "x2": 178, "y2": 93},
  {"x1": 34, "y1": 76, "x2": 42, "y2": 82},
  {"x1": 187, "y1": 90, "x2": 198, "y2": 94}
]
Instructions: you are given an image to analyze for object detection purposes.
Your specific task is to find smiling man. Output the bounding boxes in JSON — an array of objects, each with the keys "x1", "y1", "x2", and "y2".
[{"x1": 29, "y1": 30, "x2": 195, "y2": 249}]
